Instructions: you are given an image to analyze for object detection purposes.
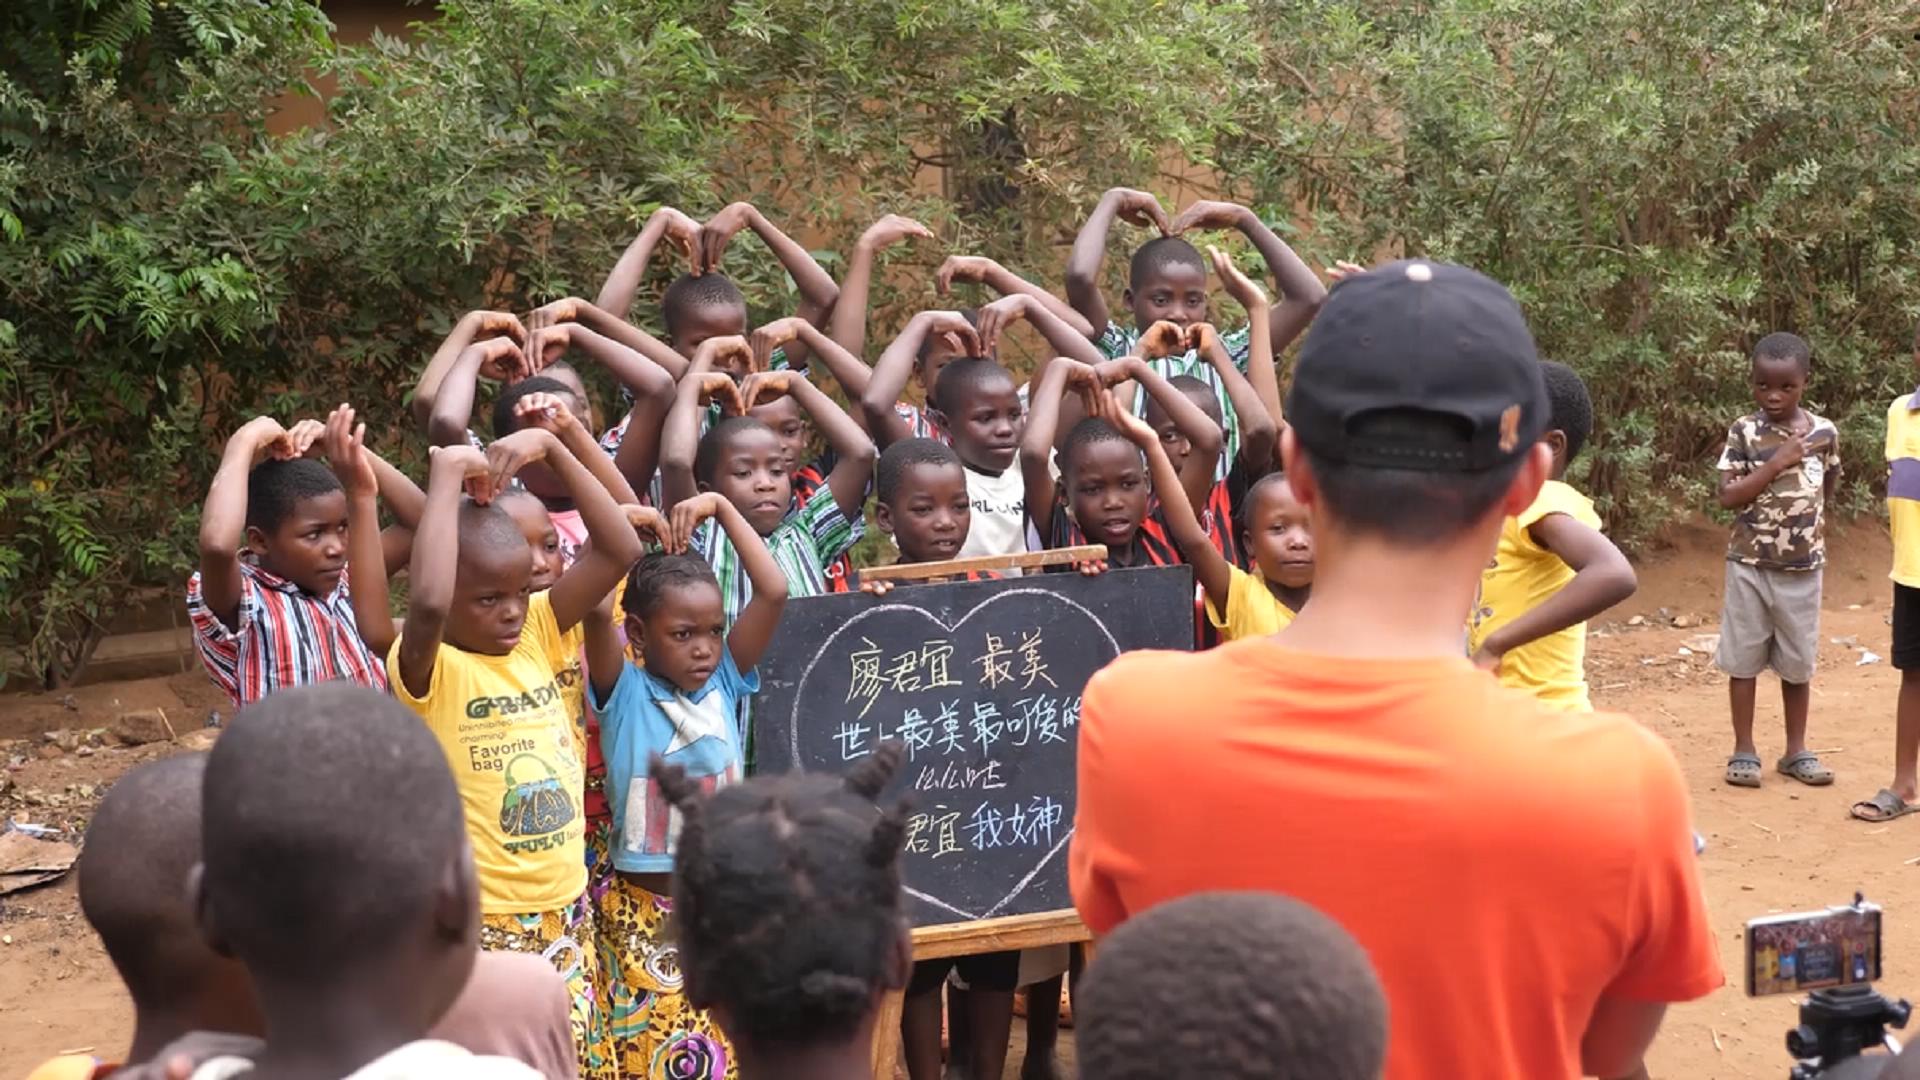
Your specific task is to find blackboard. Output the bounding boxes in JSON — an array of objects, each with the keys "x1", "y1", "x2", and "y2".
[{"x1": 753, "y1": 565, "x2": 1194, "y2": 927}]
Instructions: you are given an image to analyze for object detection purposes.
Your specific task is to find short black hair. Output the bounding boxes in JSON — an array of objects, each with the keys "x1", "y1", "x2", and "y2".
[
  {"x1": 930, "y1": 357, "x2": 1017, "y2": 415},
  {"x1": 1078, "y1": 891, "x2": 1388, "y2": 1080},
  {"x1": 201, "y1": 684, "x2": 466, "y2": 983},
  {"x1": 458, "y1": 500, "x2": 530, "y2": 559},
  {"x1": 1142, "y1": 373, "x2": 1223, "y2": 425},
  {"x1": 655, "y1": 742, "x2": 908, "y2": 1051},
  {"x1": 876, "y1": 438, "x2": 962, "y2": 507},
  {"x1": 491, "y1": 375, "x2": 584, "y2": 439},
  {"x1": 915, "y1": 308, "x2": 979, "y2": 366},
  {"x1": 662, "y1": 272, "x2": 747, "y2": 337},
  {"x1": 694, "y1": 416, "x2": 777, "y2": 488},
  {"x1": 79, "y1": 754, "x2": 216, "y2": 1011},
  {"x1": 1752, "y1": 331, "x2": 1811, "y2": 375},
  {"x1": 624, "y1": 551, "x2": 720, "y2": 620},
  {"x1": 1061, "y1": 416, "x2": 1138, "y2": 477},
  {"x1": 1128, "y1": 236, "x2": 1206, "y2": 290},
  {"x1": 1234, "y1": 469, "x2": 1291, "y2": 535},
  {"x1": 1303, "y1": 411, "x2": 1523, "y2": 545},
  {"x1": 1539, "y1": 361, "x2": 1593, "y2": 462},
  {"x1": 246, "y1": 458, "x2": 342, "y2": 534}
]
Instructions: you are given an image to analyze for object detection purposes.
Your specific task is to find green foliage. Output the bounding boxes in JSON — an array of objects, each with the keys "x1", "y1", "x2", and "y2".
[{"x1": 6, "y1": 0, "x2": 1920, "y2": 682}]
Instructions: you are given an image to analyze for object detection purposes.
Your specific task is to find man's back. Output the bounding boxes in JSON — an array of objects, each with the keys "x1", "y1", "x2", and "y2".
[{"x1": 1070, "y1": 637, "x2": 1722, "y2": 1080}]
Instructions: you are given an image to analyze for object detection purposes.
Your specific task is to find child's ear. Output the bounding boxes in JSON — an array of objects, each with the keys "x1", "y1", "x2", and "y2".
[
  {"x1": 242, "y1": 524, "x2": 269, "y2": 557},
  {"x1": 1542, "y1": 429, "x2": 1568, "y2": 459},
  {"x1": 188, "y1": 862, "x2": 237, "y2": 960},
  {"x1": 1122, "y1": 286, "x2": 1136, "y2": 311},
  {"x1": 433, "y1": 836, "x2": 479, "y2": 945},
  {"x1": 874, "y1": 502, "x2": 895, "y2": 537}
]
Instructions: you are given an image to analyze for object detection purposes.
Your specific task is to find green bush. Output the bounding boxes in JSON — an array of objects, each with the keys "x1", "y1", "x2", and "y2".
[{"x1": 6, "y1": 0, "x2": 1920, "y2": 683}]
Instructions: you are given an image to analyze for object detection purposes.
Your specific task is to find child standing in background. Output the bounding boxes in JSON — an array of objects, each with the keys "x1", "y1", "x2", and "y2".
[
  {"x1": 1856, "y1": 324, "x2": 1920, "y2": 822},
  {"x1": 1715, "y1": 333, "x2": 1840, "y2": 789},
  {"x1": 1469, "y1": 362, "x2": 1637, "y2": 710}
]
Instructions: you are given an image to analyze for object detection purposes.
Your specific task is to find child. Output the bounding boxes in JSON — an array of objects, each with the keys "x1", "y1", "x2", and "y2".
[
  {"x1": 411, "y1": 309, "x2": 529, "y2": 433},
  {"x1": 869, "y1": 437, "x2": 978, "y2": 571},
  {"x1": 1857, "y1": 325, "x2": 1920, "y2": 823},
  {"x1": 1065, "y1": 190, "x2": 1324, "y2": 473},
  {"x1": 1162, "y1": 463, "x2": 1313, "y2": 640},
  {"x1": 1077, "y1": 892, "x2": 1387, "y2": 1080},
  {"x1": 185, "y1": 415, "x2": 389, "y2": 706},
  {"x1": 487, "y1": 374, "x2": 645, "y2": 560},
  {"x1": 1715, "y1": 332, "x2": 1840, "y2": 789},
  {"x1": 189, "y1": 683, "x2": 540, "y2": 1079},
  {"x1": 649, "y1": 744, "x2": 913, "y2": 1080},
  {"x1": 660, "y1": 337, "x2": 874, "y2": 617},
  {"x1": 587, "y1": 492, "x2": 787, "y2": 1078},
  {"x1": 379, "y1": 427, "x2": 644, "y2": 1078},
  {"x1": 1468, "y1": 362, "x2": 1637, "y2": 710}
]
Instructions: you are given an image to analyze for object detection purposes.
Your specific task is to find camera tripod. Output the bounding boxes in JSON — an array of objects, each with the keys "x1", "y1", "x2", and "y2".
[{"x1": 1787, "y1": 983, "x2": 1911, "y2": 1078}]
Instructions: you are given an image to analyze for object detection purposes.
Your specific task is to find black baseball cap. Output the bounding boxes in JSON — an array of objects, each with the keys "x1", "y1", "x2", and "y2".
[{"x1": 1286, "y1": 259, "x2": 1547, "y2": 472}]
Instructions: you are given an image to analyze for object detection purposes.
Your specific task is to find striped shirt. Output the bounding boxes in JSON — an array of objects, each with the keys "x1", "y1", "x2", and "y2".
[
  {"x1": 185, "y1": 562, "x2": 387, "y2": 707},
  {"x1": 691, "y1": 490, "x2": 863, "y2": 624},
  {"x1": 792, "y1": 459, "x2": 857, "y2": 593},
  {"x1": 1098, "y1": 321, "x2": 1253, "y2": 482}
]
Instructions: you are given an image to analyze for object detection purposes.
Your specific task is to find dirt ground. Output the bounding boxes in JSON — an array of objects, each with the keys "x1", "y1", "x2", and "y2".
[{"x1": 5, "y1": 520, "x2": 1920, "y2": 1078}]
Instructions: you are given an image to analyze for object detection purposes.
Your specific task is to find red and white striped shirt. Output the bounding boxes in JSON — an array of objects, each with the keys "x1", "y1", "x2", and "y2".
[{"x1": 185, "y1": 562, "x2": 387, "y2": 707}]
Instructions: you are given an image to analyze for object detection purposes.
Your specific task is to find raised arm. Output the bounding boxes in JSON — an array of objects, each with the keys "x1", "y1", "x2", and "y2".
[
  {"x1": 659, "y1": 339, "x2": 749, "y2": 509},
  {"x1": 586, "y1": 505, "x2": 669, "y2": 701},
  {"x1": 745, "y1": 370, "x2": 876, "y2": 517},
  {"x1": 1066, "y1": 188, "x2": 1171, "y2": 342},
  {"x1": 940, "y1": 255, "x2": 1095, "y2": 341},
  {"x1": 860, "y1": 311, "x2": 981, "y2": 450},
  {"x1": 488, "y1": 429, "x2": 645, "y2": 633},
  {"x1": 1122, "y1": 383, "x2": 1233, "y2": 610},
  {"x1": 1171, "y1": 200, "x2": 1326, "y2": 355},
  {"x1": 673, "y1": 492, "x2": 788, "y2": 671},
  {"x1": 757, "y1": 316, "x2": 877, "y2": 430},
  {"x1": 396, "y1": 444, "x2": 493, "y2": 698},
  {"x1": 530, "y1": 297, "x2": 690, "y2": 381},
  {"x1": 426, "y1": 337, "x2": 526, "y2": 448},
  {"x1": 1194, "y1": 321, "x2": 1277, "y2": 472},
  {"x1": 975, "y1": 293, "x2": 1107, "y2": 368},
  {"x1": 1208, "y1": 245, "x2": 1284, "y2": 457},
  {"x1": 596, "y1": 206, "x2": 700, "y2": 321},
  {"x1": 511, "y1": 388, "x2": 640, "y2": 505},
  {"x1": 830, "y1": 214, "x2": 936, "y2": 359},
  {"x1": 197, "y1": 417, "x2": 300, "y2": 628},
  {"x1": 1022, "y1": 358, "x2": 1098, "y2": 534},
  {"x1": 699, "y1": 202, "x2": 840, "y2": 323},
  {"x1": 1101, "y1": 353, "x2": 1221, "y2": 515},
  {"x1": 413, "y1": 311, "x2": 527, "y2": 430},
  {"x1": 323, "y1": 406, "x2": 402, "y2": 656}
]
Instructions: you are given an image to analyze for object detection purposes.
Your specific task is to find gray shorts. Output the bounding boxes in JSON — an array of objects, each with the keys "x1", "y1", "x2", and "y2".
[{"x1": 1715, "y1": 561, "x2": 1822, "y2": 683}]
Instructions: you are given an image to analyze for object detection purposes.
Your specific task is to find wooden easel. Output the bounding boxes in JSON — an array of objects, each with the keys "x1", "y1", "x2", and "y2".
[{"x1": 857, "y1": 545, "x2": 1108, "y2": 1078}]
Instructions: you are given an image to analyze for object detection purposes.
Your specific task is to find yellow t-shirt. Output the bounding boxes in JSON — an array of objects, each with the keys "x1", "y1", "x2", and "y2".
[
  {"x1": 1469, "y1": 480, "x2": 1602, "y2": 712},
  {"x1": 1887, "y1": 394, "x2": 1920, "y2": 588},
  {"x1": 389, "y1": 591, "x2": 587, "y2": 914},
  {"x1": 1204, "y1": 564, "x2": 1298, "y2": 641}
]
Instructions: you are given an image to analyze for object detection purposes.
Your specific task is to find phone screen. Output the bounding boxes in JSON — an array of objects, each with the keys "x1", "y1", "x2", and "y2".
[{"x1": 1746, "y1": 903, "x2": 1883, "y2": 997}]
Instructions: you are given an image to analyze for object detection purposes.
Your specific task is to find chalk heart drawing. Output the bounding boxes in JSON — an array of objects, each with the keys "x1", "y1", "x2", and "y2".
[{"x1": 788, "y1": 587, "x2": 1121, "y2": 923}]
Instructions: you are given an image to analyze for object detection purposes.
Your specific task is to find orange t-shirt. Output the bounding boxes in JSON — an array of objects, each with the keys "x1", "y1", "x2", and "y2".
[{"x1": 1070, "y1": 639, "x2": 1724, "y2": 1080}]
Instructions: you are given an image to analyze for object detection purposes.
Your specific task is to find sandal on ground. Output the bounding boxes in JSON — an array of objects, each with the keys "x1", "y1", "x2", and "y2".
[
  {"x1": 1776, "y1": 750, "x2": 1835, "y2": 787},
  {"x1": 1724, "y1": 752, "x2": 1763, "y2": 788},
  {"x1": 1851, "y1": 788, "x2": 1920, "y2": 823}
]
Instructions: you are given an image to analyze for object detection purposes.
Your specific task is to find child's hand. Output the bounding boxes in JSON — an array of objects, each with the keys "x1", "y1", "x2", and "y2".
[
  {"x1": 1186, "y1": 323, "x2": 1225, "y2": 362},
  {"x1": 232, "y1": 416, "x2": 291, "y2": 463},
  {"x1": 1324, "y1": 259, "x2": 1368, "y2": 284},
  {"x1": 283, "y1": 419, "x2": 327, "y2": 460},
  {"x1": 468, "y1": 337, "x2": 528, "y2": 382},
  {"x1": 1073, "y1": 558, "x2": 1110, "y2": 577},
  {"x1": 1136, "y1": 320, "x2": 1187, "y2": 360},
  {"x1": 429, "y1": 444, "x2": 495, "y2": 504},
  {"x1": 1107, "y1": 188, "x2": 1172, "y2": 236},
  {"x1": 650, "y1": 206, "x2": 704, "y2": 273},
  {"x1": 485, "y1": 428, "x2": 555, "y2": 495},
  {"x1": 460, "y1": 309, "x2": 528, "y2": 348},
  {"x1": 1471, "y1": 643, "x2": 1505, "y2": 675},
  {"x1": 322, "y1": 404, "x2": 375, "y2": 497},
  {"x1": 513, "y1": 391, "x2": 580, "y2": 437},
  {"x1": 1094, "y1": 388, "x2": 1157, "y2": 449},
  {"x1": 1207, "y1": 245, "x2": 1269, "y2": 308},
  {"x1": 696, "y1": 372, "x2": 748, "y2": 416},
  {"x1": 1093, "y1": 358, "x2": 1140, "y2": 389},
  {"x1": 1169, "y1": 199, "x2": 1250, "y2": 236},
  {"x1": 527, "y1": 298, "x2": 584, "y2": 331},
  {"x1": 750, "y1": 316, "x2": 811, "y2": 371},
  {"x1": 624, "y1": 504, "x2": 674, "y2": 552},
  {"x1": 692, "y1": 334, "x2": 757, "y2": 378},
  {"x1": 861, "y1": 213, "x2": 934, "y2": 252},
  {"x1": 669, "y1": 491, "x2": 727, "y2": 549},
  {"x1": 936, "y1": 255, "x2": 998, "y2": 295},
  {"x1": 860, "y1": 578, "x2": 895, "y2": 597},
  {"x1": 975, "y1": 294, "x2": 1032, "y2": 357},
  {"x1": 1775, "y1": 435, "x2": 1810, "y2": 470},
  {"x1": 698, "y1": 202, "x2": 758, "y2": 275},
  {"x1": 526, "y1": 325, "x2": 574, "y2": 374},
  {"x1": 740, "y1": 371, "x2": 797, "y2": 411},
  {"x1": 921, "y1": 310, "x2": 983, "y2": 359}
]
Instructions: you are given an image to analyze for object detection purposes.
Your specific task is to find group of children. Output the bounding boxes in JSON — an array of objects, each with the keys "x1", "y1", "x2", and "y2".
[{"x1": 116, "y1": 189, "x2": 1715, "y2": 1079}]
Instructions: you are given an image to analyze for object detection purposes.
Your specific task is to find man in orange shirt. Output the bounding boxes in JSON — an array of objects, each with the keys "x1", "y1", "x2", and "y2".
[{"x1": 1070, "y1": 260, "x2": 1723, "y2": 1080}]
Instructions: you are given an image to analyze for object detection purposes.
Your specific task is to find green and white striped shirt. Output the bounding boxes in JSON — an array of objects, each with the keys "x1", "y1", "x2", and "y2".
[
  {"x1": 691, "y1": 489, "x2": 863, "y2": 625},
  {"x1": 1097, "y1": 321, "x2": 1254, "y2": 481}
]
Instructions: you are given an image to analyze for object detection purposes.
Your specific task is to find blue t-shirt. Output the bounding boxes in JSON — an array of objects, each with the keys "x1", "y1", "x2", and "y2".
[{"x1": 595, "y1": 651, "x2": 759, "y2": 874}]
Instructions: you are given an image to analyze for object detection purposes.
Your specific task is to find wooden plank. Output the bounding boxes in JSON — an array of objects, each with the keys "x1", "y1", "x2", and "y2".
[
  {"x1": 910, "y1": 909, "x2": 1089, "y2": 960},
  {"x1": 857, "y1": 546, "x2": 1108, "y2": 583},
  {"x1": 870, "y1": 988, "x2": 905, "y2": 1080}
]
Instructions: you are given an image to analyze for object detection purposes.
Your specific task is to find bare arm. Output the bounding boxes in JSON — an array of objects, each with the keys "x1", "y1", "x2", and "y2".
[
  {"x1": 1068, "y1": 189, "x2": 1170, "y2": 341},
  {"x1": 660, "y1": 343, "x2": 746, "y2": 509},
  {"x1": 365, "y1": 449, "x2": 425, "y2": 578},
  {"x1": 941, "y1": 255, "x2": 1095, "y2": 340},
  {"x1": 750, "y1": 371, "x2": 876, "y2": 518},
  {"x1": 1231, "y1": 208, "x2": 1326, "y2": 355},
  {"x1": 1579, "y1": 998, "x2": 1667, "y2": 1080},
  {"x1": 532, "y1": 299, "x2": 690, "y2": 382},
  {"x1": 324, "y1": 406, "x2": 402, "y2": 655},
  {"x1": 1108, "y1": 354, "x2": 1221, "y2": 515},
  {"x1": 860, "y1": 312, "x2": 981, "y2": 450},
  {"x1": 396, "y1": 446, "x2": 492, "y2": 698},
  {"x1": 427, "y1": 338, "x2": 525, "y2": 449},
  {"x1": 412, "y1": 311, "x2": 527, "y2": 430},
  {"x1": 1476, "y1": 514, "x2": 1637, "y2": 666},
  {"x1": 699, "y1": 202, "x2": 839, "y2": 369},
  {"x1": 675, "y1": 494, "x2": 788, "y2": 671},
  {"x1": 197, "y1": 417, "x2": 288, "y2": 629},
  {"x1": 512, "y1": 388, "x2": 641, "y2": 505},
  {"x1": 1022, "y1": 359, "x2": 1094, "y2": 534},
  {"x1": 830, "y1": 214, "x2": 935, "y2": 360},
  {"x1": 586, "y1": 506, "x2": 669, "y2": 701},
  {"x1": 494, "y1": 430, "x2": 646, "y2": 633},
  {"x1": 1208, "y1": 245, "x2": 1284, "y2": 463},
  {"x1": 596, "y1": 206, "x2": 699, "y2": 321},
  {"x1": 757, "y1": 317, "x2": 879, "y2": 433},
  {"x1": 976, "y1": 293, "x2": 1107, "y2": 368},
  {"x1": 1717, "y1": 435, "x2": 1802, "y2": 510},
  {"x1": 1118, "y1": 389, "x2": 1232, "y2": 609},
  {"x1": 1198, "y1": 327, "x2": 1277, "y2": 472}
]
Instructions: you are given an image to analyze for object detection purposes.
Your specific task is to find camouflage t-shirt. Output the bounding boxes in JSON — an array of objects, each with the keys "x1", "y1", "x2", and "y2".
[{"x1": 1716, "y1": 410, "x2": 1840, "y2": 571}]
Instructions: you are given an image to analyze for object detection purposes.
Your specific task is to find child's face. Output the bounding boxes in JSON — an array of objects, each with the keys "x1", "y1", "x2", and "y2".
[
  {"x1": 916, "y1": 345, "x2": 967, "y2": 400},
  {"x1": 748, "y1": 397, "x2": 810, "y2": 472},
  {"x1": 1751, "y1": 357, "x2": 1807, "y2": 423},
  {"x1": 446, "y1": 538, "x2": 534, "y2": 656},
  {"x1": 1244, "y1": 477, "x2": 1314, "y2": 590},
  {"x1": 629, "y1": 582, "x2": 726, "y2": 692},
  {"x1": 1067, "y1": 440, "x2": 1149, "y2": 552},
  {"x1": 671, "y1": 302, "x2": 750, "y2": 368},
  {"x1": 878, "y1": 462, "x2": 971, "y2": 563},
  {"x1": 499, "y1": 492, "x2": 564, "y2": 590},
  {"x1": 938, "y1": 375, "x2": 1024, "y2": 473},
  {"x1": 1141, "y1": 389, "x2": 1222, "y2": 477},
  {"x1": 249, "y1": 490, "x2": 351, "y2": 597},
  {"x1": 1124, "y1": 262, "x2": 1210, "y2": 333},
  {"x1": 704, "y1": 426, "x2": 793, "y2": 536}
]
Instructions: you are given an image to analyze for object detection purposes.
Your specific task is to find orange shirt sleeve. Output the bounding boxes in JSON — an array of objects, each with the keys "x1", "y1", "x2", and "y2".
[
  {"x1": 1606, "y1": 727, "x2": 1726, "y2": 1001},
  {"x1": 1070, "y1": 663, "x2": 1133, "y2": 935}
]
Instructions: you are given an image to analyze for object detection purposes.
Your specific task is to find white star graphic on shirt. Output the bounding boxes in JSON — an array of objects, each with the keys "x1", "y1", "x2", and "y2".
[{"x1": 660, "y1": 694, "x2": 732, "y2": 756}]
